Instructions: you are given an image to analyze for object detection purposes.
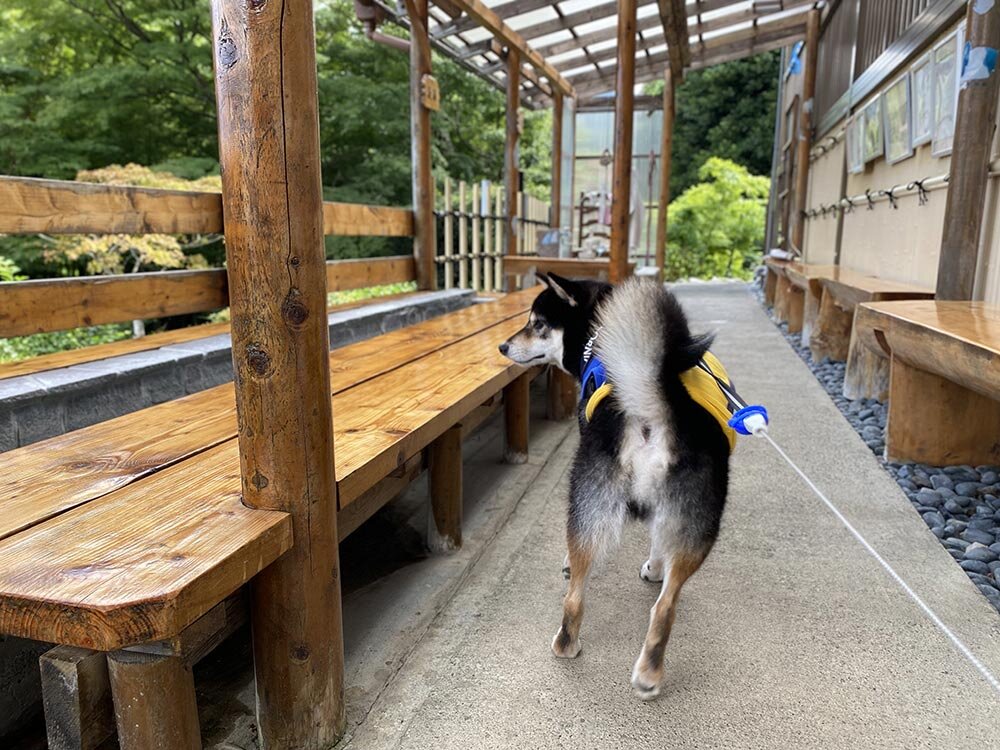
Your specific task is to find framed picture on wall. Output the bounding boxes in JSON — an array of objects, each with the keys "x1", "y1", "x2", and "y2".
[
  {"x1": 910, "y1": 53, "x2": 934, "y2": 146},
  {"x1": 846, "y1": 113, "x2": 865, "y2": 174},
  {"x1": 932, "y1": 28, "x2": 961, "y2": 157},
  {"x1": 862, "y1": 97, "x2": 884, "y2": 162},
  {"x1": 883, "y1": 75, "x2": 913, "y2": 164}
]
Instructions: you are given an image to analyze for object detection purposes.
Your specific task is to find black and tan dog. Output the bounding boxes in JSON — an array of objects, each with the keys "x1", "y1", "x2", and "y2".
[{"x1": 499, "y1": 273, "x2": 730, "y2": 700}]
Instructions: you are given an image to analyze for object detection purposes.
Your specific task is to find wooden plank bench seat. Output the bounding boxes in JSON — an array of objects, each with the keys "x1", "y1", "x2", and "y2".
[
  {"x1": 502, "y1": 254, "x2": 636, "y2": 286},
  {"x1": 852, "y1": 300, "x2": 1000, "y2": 466},
  {"x1": 0, "y1": 287, "x2": 541, "y2": 748}
]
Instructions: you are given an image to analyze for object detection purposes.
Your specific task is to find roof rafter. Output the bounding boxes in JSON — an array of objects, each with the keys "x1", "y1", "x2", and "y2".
[{"x1": 658, "y1": 0, "x2": 691, "y2": 81}]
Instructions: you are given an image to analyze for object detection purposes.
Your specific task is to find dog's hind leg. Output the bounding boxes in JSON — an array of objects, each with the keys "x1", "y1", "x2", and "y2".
[
  {"x1": 552, "y1": 536, "x2": 594, "y2": 658},
  {"x1": 630, "y1": 548, "x2": 707, "y2": 699}
]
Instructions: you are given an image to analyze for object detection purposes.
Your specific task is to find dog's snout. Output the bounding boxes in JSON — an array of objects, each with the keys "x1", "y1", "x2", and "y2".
[{"x1": 499, "y1": 342, "x2": 510, "y2": 356}]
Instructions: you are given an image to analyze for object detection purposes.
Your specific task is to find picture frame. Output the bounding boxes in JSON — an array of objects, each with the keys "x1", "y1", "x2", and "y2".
[
  {"x1": 862, "y1": 96, "x2": 884, "y2": 162},
  {"x1": 883, "y1": 74, "x2": 913, "y2": 164},
  {"x1": 910, "y1": 52, "x2": 934, "y2": 147},
  {"x1": 932, "y1": 28, "x2": 961, "y2": 157},
  {"x1": 846, "y1": 113, "x2": 865, "y2": 174}
]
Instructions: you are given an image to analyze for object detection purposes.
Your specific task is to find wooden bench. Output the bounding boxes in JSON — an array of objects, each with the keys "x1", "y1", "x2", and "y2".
[
  {"x1": 0, "y1": 287, "x2": 543, "y2": 748},
  {"x1": 501, "y1": 254, "x2": 636, "y2": 287},
  {"x1": 855, "y1": 300, "x2": 1000, "y2": 466}
]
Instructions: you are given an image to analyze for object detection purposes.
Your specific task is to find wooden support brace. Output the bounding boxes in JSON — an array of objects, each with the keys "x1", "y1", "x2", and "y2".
[
  {"x1": 40, "y1": 646, "x2": 116, "y2": 750},
  {"x1": 886, "y1": 357, "x2": 1000, "y2": 466},
  {"x1": 809, "y1": 289, "x2": 851, "y2": 362},
  {"x1": 784, "y1": 284, "x2": 805, "y2": 335},
  {"x1": 107, "y1": 650, "x2": 201, "y2": 750},
  {"x1": 800, "y1": 282, "x2": 822, "y2": 348},
  {"x1": 764, "y1": 266, "x2": 779, "y2": 307},
  {"x1": 546, "y1": 367, "x2": 577, "y2": 421},
  {"x1": 843, "y1": 323, "x2": 889, "y2": 402},
  {"x1": 503, "y1": 372, "x2": 531, "y2": 464},
  {"x1": 428, "y1": 424, "x2": 463, "y2": 552}
]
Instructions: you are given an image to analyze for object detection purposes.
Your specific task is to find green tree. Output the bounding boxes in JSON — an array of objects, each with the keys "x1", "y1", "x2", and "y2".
[{"x1": 664, "y1": 157, "x2": 769, "y2": 281}]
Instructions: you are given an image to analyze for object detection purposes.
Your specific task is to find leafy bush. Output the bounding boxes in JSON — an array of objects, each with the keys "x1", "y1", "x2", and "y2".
[
  {"x1": 664, "y1": 157, "x2": 769, "y2": 281},
  {"x1": 0, "y1": 324, "x2": 131, "y2": 363}
]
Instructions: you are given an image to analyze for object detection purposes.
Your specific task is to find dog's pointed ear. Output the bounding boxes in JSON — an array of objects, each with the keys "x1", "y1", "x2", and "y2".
[
  {"x1": 545, "y1": 272, "x2": 580, "y2": 307},
  {"x1": 536, "y1": 272, "x2": 551, "y2": 287}
]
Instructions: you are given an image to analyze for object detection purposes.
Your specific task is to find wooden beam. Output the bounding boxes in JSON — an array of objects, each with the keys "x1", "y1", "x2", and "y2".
[
  {"x1": 326, "y1": 255, "x2": 416, "y2": 292},
  {"x1": 658, "y1": 0, "x2": 690, "y2": 81},
  {"x1": 407, "y1": 0, "x2": 437, "y2": 290},
  {"x1": 503, "y1": 371, "x2": 530, "y2": 463},
  {"x1": 443, "y1": 0, "x2": 574, "y2": 96},
  {"x1": 792, "y1": 9, "x2": 821, "y2": 254},
  {"x1": 211, "y1": 2, "x2": 346, "y2": 748},
  {"x1": 438, "y1": 0, "x2": 555, "y2": 38},
  {"x1": 40, "y1": 646, "x2": 115, "y2": 750},
  {"x1": 551, "y1": 91, "x2": 563, "y2": 229},
  {"x1": 323, "y1": 202, "x2": 413, "y2": 236},
  {"x1": 505, "y1": 48, "x2": 521, "y2": 259},
  {"x1": 610, "y1": 0, "x2": 638, "y2": 285},
  {"x1": 937, "y1": 0, "x2": 1000, "y2": 299},
  {"x1": 427, "y1": 424, "x2": 463, "y2": 551},
  {"x1": 515, "y1": 0, "x2": 656, "y2": 45},
  {"x1": 655, "y1": 68, "x2": 674, "y2": 282}
]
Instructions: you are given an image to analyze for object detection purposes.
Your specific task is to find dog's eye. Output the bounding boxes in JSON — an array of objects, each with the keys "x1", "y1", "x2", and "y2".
[{"x1": 533, "y1": 320, "x2": 546, "y2": 332}]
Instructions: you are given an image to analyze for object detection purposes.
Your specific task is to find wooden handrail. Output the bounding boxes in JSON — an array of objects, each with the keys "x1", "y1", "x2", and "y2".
[
  {"x1": 0, "y1": 256, "x2": 416, "y2": 337},
  {"x1": 0, "y1": 176, "x2": 414, "y2": 237}
]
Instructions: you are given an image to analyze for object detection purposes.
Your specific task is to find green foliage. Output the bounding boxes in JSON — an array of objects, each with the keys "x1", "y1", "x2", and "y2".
[
  {"x1": 664, "y1": 157, "x2": 769, "y2": 281},
  {"x1": 0, "y1": 324, "x2": 131, "y2": 363},
  {"x1": 646, "y1": 52, "x2": 779, "y2": 197},
  {"x1": 0, "y1": 254, "x2": 24, "y2": 281}
]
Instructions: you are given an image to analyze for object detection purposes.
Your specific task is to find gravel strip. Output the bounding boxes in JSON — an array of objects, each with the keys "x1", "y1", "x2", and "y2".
[{"x1": 751, "y1": 277, "x2": 1000, "y2": 615}]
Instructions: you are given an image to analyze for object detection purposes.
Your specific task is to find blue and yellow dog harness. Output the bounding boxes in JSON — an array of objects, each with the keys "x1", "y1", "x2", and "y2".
[{"x1": 580, "y1": 330, "x2": 768, "y2": 452}]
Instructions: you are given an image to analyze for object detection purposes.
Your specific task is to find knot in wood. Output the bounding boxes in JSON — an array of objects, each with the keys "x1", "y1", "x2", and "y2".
[
  {"x1": 218, "y1": 35, "x2": 238, "y2": 69},
  {"x1": 245, "y1": 343, "x2": 272, "y2": 378},
  {"x1": 247, "y1": 0, "x2": 268, "y2": 12},
  {"x1": 282, "y1": 290, "x2": 310, "y2": 328},
  {"x1": 251, "y1": 471, "x2": 269, "y2": 490},
  {"x1": 291, "y1": 644, "x2": 310, "y2": 662}
]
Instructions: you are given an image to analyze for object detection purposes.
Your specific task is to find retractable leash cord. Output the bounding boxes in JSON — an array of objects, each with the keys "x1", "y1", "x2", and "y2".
[{"x1": 723, "y1": 382, "x2": 1000, "y2": 700}]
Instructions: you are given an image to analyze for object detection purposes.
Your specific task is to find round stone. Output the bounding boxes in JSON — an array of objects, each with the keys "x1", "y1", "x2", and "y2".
[
  {"x1": 963, "y1": 528, "x2": 996, "y2": 546},
  {"x1": 964, "y1": 546, "x2": 999, "y2": 563},
  {"x1": 960, "y1": 559, "x2": 991, "y2": 575}
]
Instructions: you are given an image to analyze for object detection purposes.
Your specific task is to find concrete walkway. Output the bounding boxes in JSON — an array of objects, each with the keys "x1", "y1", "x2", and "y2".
[{"x1": 342, "y1": 283, "x2": 1000, "y2": 749}]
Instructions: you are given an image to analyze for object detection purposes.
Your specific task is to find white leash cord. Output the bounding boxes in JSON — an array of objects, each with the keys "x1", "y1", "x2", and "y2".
[{"x1": 755, "y1": 428, "x2": 1000, "y2": 699}]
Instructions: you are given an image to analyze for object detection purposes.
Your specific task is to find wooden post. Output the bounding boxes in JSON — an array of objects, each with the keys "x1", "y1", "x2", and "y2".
[
  {"x1": 610, "y1": 0, "x2": 637, "y2": 284},
  {"x1": 505, "y1": 48, "x2": 521, "y2": 258},
  {"x1": 503, "y1": 372, "x2": 530, "y2": 464},
  {"x1": 791, "y1": 8, "x2": 821, "y2": 255},
  {"x1": 937, "y1": 0, "x2": 1000, "y2": 299},
  {"x1": 428, "y1": 424, "x2": 463, "y2": 551},
  {"x1": 458, "y1": 181, "x2": 469, "y2": 289},
  {"x1": 495, "y1": 188, "x2": 504, "y2": 289},
  {"x1": 551, "y1": 91, "x2": 563, "y2": 230},
  {"x1": 408, "y1": 0, "x2": 436, "y2": 290},
  {"x1": 41, "y1": 646, "x2": 115, "y2": 750},
  {"x1": 654, "y1": 68, "x2": 674, "y2": 282},
  {"x1": 472, "y1": 182, "x2": 482, "y2": 291},
  {"x1": 107, "y1": 651, "x2": 200, "y2": 750},
  {"x1": 211, "y1": 1, "x2": 345, "y2": 747},
  {"x1": 443, "y1": 179, "x2": 454, "y2": 289},
  {"x1": 483, "y1": 181, "x2": 494, "y2": 292}
]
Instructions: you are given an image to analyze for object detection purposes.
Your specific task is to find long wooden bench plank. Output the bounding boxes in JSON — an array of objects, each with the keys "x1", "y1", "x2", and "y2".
[
  {"x1": 0, "y1": 440, "x2": 291, "y2": 651},
  {"x1": 0, "y1": 313, "x2": 532, "y2": 650},
  {"x1": 0, "y1": 289, "x2": 538, "y2": 541},
  {"x1": 501, "y1": 255, "x2": 635, "y2": 279}
]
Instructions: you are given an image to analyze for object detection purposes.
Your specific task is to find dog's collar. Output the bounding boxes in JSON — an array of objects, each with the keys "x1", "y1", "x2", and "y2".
[{"x1": 580, "y1": 327, "x2": 610, "y2": 420}]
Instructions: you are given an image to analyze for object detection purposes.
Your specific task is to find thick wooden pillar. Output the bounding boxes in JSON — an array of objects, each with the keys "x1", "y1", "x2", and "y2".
[
  {"x1": 610, "y1": 0, "x2": 637, "y2": 284},
  {"x1": 505, "y1": 49, "x2": 521, "y2": 258},
  {"x1": 551, "y1": 91, "x2": 563, "y2": 230},
  {"x1": 937, "y1": 0, "x2": 1000, "y2": 299},
  {"x1": 428, "y1": 424, "x2": 463, "y2": 551},
  {"x1": 409, "y1": 0, "x2": 436, "y2": 290},
  {"x1": 654, "y1": 68, "x2": 674, "y2": 282},
  {"x1": 107, "y1": 651, "x2": 200, "y2": 750},
  {"x1": 503, "y1": 372, "x2": 530, "y2": 464},
  {"x1": 211, "y1": 1, "x2": 345, "y2": 747},
  {"x1": 791, "y1": 9, "x2": 821, "y2": 254}
]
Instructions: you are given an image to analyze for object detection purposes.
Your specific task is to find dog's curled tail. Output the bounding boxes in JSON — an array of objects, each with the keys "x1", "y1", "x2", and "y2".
[{"x1": 593, "y1": 277, "x2": 712, "y2": 425}]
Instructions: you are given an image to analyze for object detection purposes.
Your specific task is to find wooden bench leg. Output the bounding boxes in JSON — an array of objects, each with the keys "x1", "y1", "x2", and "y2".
[
  {"x1": 801, "y1": 284, "x2": 822, "y2": 348},
  {"x1": 772, "y1": 274, "x2": 791, "y2": 323},
  {"x1": 428, "y1": 424, "x2": 463, "y2": 552},
  {"x1": 784, "y1": 284, "x2": 805, "y2": 334},
  {"x1": 504, "y1": 372, "x2": 531, "y2": 464},
  {"x1": 764, "y1": 267, "x2": 779, "y2": 306},
  {"x1": 843, "y1": 325, "x2": 889, "y2": 401},
  {"x1": 546, "y1": 367, "x2": 577, "y2": 421},
  {"x1": 810, "y1": 289, "x2": 852, "y2": 362},
  {"x1": 41, "y1": 646, "x2": 116, "y2": 750},
  {"x1": 107, "y1": 650, "x2": 200, "y2": 750},
  {"x1": 886, "y1": 356, "x2": 1000, "y2": 466}
]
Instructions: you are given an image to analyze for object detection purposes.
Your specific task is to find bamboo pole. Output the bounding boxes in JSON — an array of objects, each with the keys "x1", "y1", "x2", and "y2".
[
  {"x1": 655, "y1": 68, "x2": 675, "y2": 282},
  {"x1": 610, "y1": 0, "x2": 637, "y2": 284},
  {"x1": 443, "y1": 178, "x2": 453, "y2": 289},
  {"x1": 791, "y1": 8, "x2": 820, "y2": 256},
  {"x1": 407, "y1": 0, "x2": 436, "y2": 289},
  {"x1": 552, "y1": 91, "x2": 563, "y2": 230},
  {"x1": 458, "y1": 180, "x2": 469, "y2": 289},
  {"x1": 483, "y1": 180, "x2": 493, "y2": 292},
  {"x1": 937, "y1": 0, "x2": 1000, "y2": 299},
  {"x1": 505, "y1": 48, "x2": 521, "y2": 258},
  {"x1": 472, "y1": 182, "x2": 481, "y2": 290},
  {"x1": 495, "y1": 188, "x2": 504, "y2": 290},
  {"x1": 210, "y1": 0, "x2": 344, "y2": 746}
]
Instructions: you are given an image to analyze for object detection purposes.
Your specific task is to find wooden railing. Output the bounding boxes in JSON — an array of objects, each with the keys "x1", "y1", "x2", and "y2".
[{"x1": 0, "y1": 175, "x2": 417, "y2": 336}]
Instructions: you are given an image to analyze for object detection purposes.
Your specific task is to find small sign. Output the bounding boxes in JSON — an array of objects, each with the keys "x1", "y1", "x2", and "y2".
[{"x1": 421, "y1": 74, "x2": 440, "y2": 111}]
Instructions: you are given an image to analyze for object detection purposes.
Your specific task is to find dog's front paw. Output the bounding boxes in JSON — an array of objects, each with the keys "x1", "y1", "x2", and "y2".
[
  {"x1": 551, "y1": 627, "x2": 582, "y2": 658},
  {"x1": 630, "y1": 653, "x2": 663, "y2": 700},
  {"x1": 639, "y1": 559, "x2": 664, "y2": 583}
]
